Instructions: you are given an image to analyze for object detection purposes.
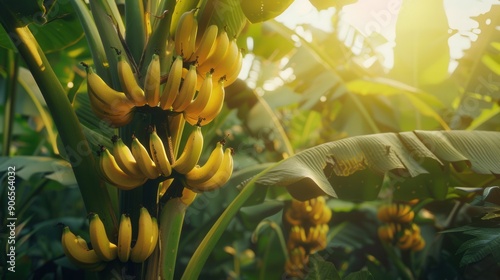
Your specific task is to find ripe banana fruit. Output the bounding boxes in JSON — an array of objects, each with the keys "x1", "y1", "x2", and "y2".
[
  {"x1": 172, "y1": 125, "x2": 204, "y2": 174},
  {"x1": 84, "y1": 66, "x2": 135, "y2": 127},
  {"x1": 184, "y1": 71, "x2": 213, "y2": 119},
  {"x1": 144, "y1": 54, "x2": 161, "y2": 107},
  {"x1": 149, "y1": 128, "x2": 172, "y2": 177},
  {"x1": 185, "y1": 77, "x2": 225, "y2": 126},
  {"x1": 130, "y1": 207, "x2": 158, "y2": 263},
  {"x1": 185, "y1": 147, "x2": 233, "y2": 192},
  {"x1": 159, "y1": 56, "x2": 183, "y2": 110},
  {"x1": 197, "y1": 30, "x2": 229, "y2": 75},
  {"x1": 172, "y1": 64, "x2": 198, "y2": 112},
  {"x1": 117, "y1": 55, "x2": 147, "y2": 106},
  {"x1": 117, "y1": 214, "x2": 132, "y2": 262},
  {"x1": 211, "y1": 39, "x2": 239, "y2": 82},
  {"x1": 190, "y1": 24, "x2": 218, "y2": 64},
  {"x1": 180, "y1": 187, "x2": 197, "y2": 205},
  {"x1": 89, "y1": 213, "x2": 118, "y2": 262},
  {"x1": 222, "y1": 48, "x2": 243, "y2": 86},
  {"x1": 112, "y1": 137, "x2": 147, "y2": 179},
  {"x1": 147, "y1": 217, "x2": 159, "y2": 257},
  {"x1": 61, "y1": 226, "x2": 106, "y2": 271},
  {"x1": 377, "y1": 203, "x2": 414, "y2": 223},
  {"x1": 131, "y1": 136, "x2": 160, "y2": 179},
  {"x1": 174, "y1": 9, "x2": 198, "y2": 59},
  {"x1": 159, "y1": 178, "x2": 174, "y2": 197},
  {"x1": 185, "y1": 141, "x2": 224, "y2": 183},
  {"x1": 99, "y1": 147, "x2": 147, "y2": 190}
]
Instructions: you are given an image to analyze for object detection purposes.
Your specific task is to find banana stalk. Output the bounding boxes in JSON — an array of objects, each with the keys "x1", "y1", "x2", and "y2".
[
  {"x1": 159, "y1": 196, "x2": 187, "y2": 280},
  {"x1": 0, "y1": 7, "x2": 118, "y2": 235}
]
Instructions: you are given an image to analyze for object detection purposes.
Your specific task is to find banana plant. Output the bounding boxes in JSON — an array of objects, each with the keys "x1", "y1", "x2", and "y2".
[{"x1": 2, "y1": 0, "x2": 500, "y2": 279}]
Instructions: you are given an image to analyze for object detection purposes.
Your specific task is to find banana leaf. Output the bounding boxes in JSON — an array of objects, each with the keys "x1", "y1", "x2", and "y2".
[{"x1": 256, "y1": 130, "x2": 500, "y2": 201}]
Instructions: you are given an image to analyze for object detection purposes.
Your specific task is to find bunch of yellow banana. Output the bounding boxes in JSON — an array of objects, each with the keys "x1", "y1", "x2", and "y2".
[
  {"x1": 99, "y1": 131, "x2": 179, "y2": 189},
  {"x1": 185, "y1": 142, "x2": 233, "y2": 193},
  {"x1": 283, "y1": 196, "x2": 331, "y2": 278},
  {"x1": 117, "y1": 207, "x2": 159, "y2": 263},
  {"x1": 377, "y1": 203, "x2": 415, "y2": 223},
  {"x1": 377, "y1": 222, "x2": 425, "y2": 252},
  {"x1": 84, "y1": 52, "x2": 164, "y2": 127},
  {"x1": 61, "y1": 226, "x2": 107, "y2": 271},
  {"x1": 173, "y1": 10, "x2": 243, "y2": 87},
  {"x1": 83, "y1": 64, "x2": 135, "y2": 127},
  {"x1": 287, "y1": 224, "x2": 329, "y2": 254},
  {"x1": 377, "y1": 203, "x2": 425, "y2": 252},
  {"x1": 284, "y1": 196, "x2": 332, "y2": 227},
  {"x1": 284, "y1": 247, "x2": 308, "y2": 279}
]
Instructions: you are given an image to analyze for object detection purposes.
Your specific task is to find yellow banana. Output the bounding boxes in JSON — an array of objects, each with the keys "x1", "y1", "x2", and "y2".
[
  {"x1": 190, "y1": 24, "x2": 218, "y2": 64},
  {"x1": 377, "y1": 224, "x2": 395, "y2": 242},
  {"x1": 76, "y1": 235, "x2": 89, "y2": 249},
  {"x1": 312, "y1": 205, "x2": 332, "y2": 225},
  {"x1": 130, "y1": 207, "x2": 154, "y2": 263},
  {"x1": 146, "y1": 217, "x2": 159, "y2": 257},
  {"x1": 61, "y1": 226, "x2": 104, "y2": 270},
  {"x1": 149, "y1": 128, "x2": 172, "y2": 177},
  {"x1": 174, "y1": 9, "x2": 197, "y2": 59},
  {"x1": 131, "y1": 136, "x2": 160, "y2": 179},
  {"x1": 117, "y1": 55, "x2": 147, "y2": 106},
  {"x1": 396, "y1": 205, "x2": 415, "y2": 223},
  {"x1": 185, "y1": 141, "x2": 224, "y2": 183},
  {"x1": 172, "y1": 64, "x2": 198, "y2": 112},
  {"x1": 89, "y1": 213, "x2": 118, "y2": 262},
  {"x1": 160, "y1": 56, "x2": 183, "y2": 110},
  {"x1": 411, "y1": 236, "x2": 426, "y2": 251},
  {"x1": 212, "y1": 39, "x2": 239, "y2": 81},
  {"x1": 185, "y1": 77, "x2": 225, "y2": 126},
  {"x1": 85, "y1": 66, "x2": 135, "y2": 114},
  {"x1": 222, "y1": 49, "x2": 243, "y2": 86},
  {"x1": 185, "y1": 147, "x2": 233, "y2": 192},
  {"x1": 144, "y1": 54, "x2": 161, "y2": 107},
  {"x1": 284, "y1": 208, "x2": 302, "y2": 226},
  {"x1": 99, "y1": 148, "x2": 147, "y2": 190},
  {"x1": 112, "y1": 137, "x2": 147, "y2": 179},
  {"x1": 197, "y1": 30, "x2": 229, "y2": 74},
  {"x1": 117, "y1": 214, "x2": 132, "y2": 262},
  {"x1": 198, "y1": 30, "x2": 229, "y2": 73},
  {"x1": 180, "y1": 187, "x2": 197, "y2": 206},
  {"x1": 159, "y1": 178, "x2": 174, "y2": 197},
  {"x1": 184, "y1": 71, "x2": 213, "y2": 118},
  {"x1": 172, "y1": 125, "x2": 204, "y2": 174},
  {"x1": 397, "y1": 229, "x2": 415, "y2": 250},
  {"x1": 287, "y1": 226, "x2": 304, "y2": 248},
  {"x1": 87, "y1": 94, "x2": 134, "y2": 127}
]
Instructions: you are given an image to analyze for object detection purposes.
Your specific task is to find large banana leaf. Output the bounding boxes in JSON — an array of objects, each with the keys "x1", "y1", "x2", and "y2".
[{"x1": 256, "y1": 130, "x2": 500, "y2": 201}]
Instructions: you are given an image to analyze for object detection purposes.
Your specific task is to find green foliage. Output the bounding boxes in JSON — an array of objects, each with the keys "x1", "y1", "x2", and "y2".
[{"x1": 2, "y1": 0, "x2": 500, "y2": 279}]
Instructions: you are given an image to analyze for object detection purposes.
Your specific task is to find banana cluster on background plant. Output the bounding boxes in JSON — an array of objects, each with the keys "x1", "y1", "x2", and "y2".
[
  {"x1": 282, "y1": 196, "x2": 332, "y2": 278},
  {"x1": 61, "y1": 208, "x2": 159, "y2": 270},
  {"x1": 377, "y1": 203, "x2": 425, "y2": 251}
]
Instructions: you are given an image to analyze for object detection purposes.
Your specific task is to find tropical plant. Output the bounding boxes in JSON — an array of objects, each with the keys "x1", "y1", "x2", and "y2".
[{"x1": 1, "y1": 0, "x2": 500, "y2": 279}]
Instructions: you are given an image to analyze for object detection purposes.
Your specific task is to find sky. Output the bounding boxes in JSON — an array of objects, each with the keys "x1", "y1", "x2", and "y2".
[{"x1": 275, "y1": 0, "x2": 500, "y2": 70}]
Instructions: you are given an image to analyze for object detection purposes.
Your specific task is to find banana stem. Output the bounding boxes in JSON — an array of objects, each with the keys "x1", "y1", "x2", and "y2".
[
  {"x1": 0, "y1": 8, "x2": 118, "y2": 234},
  {"x1": 125, "y1": 0, "x2": 146, "y2": 64},
  {"x1": 159, "y1": 197, "x2": 187, "y2": 280},
  {"x1": 89, "y1": 0, "x2": 128, "y2": 89},
  {"x1": 180, "y1": 162, "x2": 279, "y2": 280},
  {"x1": 2, "y1": 49, "x2": 18, "y2": 156},
  {"x1": 70, "y1": 0, "x2": 110, "y2": 82}
]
